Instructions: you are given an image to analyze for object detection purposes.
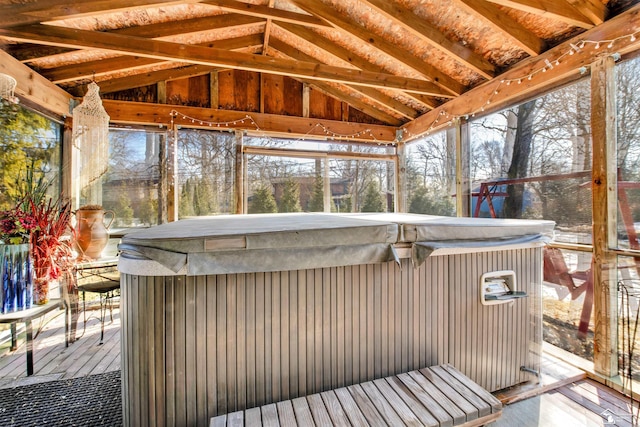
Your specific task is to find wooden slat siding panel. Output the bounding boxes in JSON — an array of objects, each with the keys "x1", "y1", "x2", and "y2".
[
  {"x1": 320, "y1": 390, "x2": 352, "y2": 426},
  {"x1": 378, "y1": 263, "x2": 388, "y2": 379},
  {"x1": 186, "y1": 277, "x2": 198, "y2": 426},
  {"x1": 373, "y1": 378, "x2": 424, "y2": 426},
  {"x1": 207, "y1": 275, "x2": 218, "y2": 419},
  {"x1": 175, "y1": 276, "x2": 188, "y2": 426},
  {"x1": 263, "y1": 272, "x2": 273, "y2": 406},
  {"x1": 271, "y1": 271, "x2": 282, "y2": 403},
  {"x1": 165, "y1": 277, "x2": 176, "y2": 426},
  {"x1": 145, "y1": 276, "x2": 156, "y2": 427},
  {"x1": 288, "y1": 270, "x2": 298, "y2": 399},
  {"x1": 419, "y1": 366, "x2": 480, "y2": 421},
  {"x1": 255, "y1": 273, "x2": 266, "y2": 407},
  {"x1": 385, "y1": 376, "x2": 439, "y2": 427},
  {"x1": 441, "y1": 364, "x2": 502, "y2": 413},
  {"x1": 343, "y1": 267, "x2": 353, "y2": 389},
  {"x1": 360, "y1": 380, "x2": 405, "y2": 425},
  {"x1": 306, "y1": 394, "x2": 332, "y2": 426},
  {"x1": 280, "y1": 271, "x2": 290, "y2": 401},
  {"x1": 297, "y1": 270, "x2": 307, "y2": 397},
  {"x1": 428, "y1": 365, "x2": 487, "y2": 418},
  {"x1": 134, "y1": 276, "x2": 143, "y2": 427},
  {"x1": 226, "y1": 274, "x2": 238, "y2": 411},
  {"x1": 468, "y1": 252, "x2": 479, "y2": 391},
  {"x1": 121, "y1": 275, "x2": 130, "y2": 427},
  {"x1": 305, "y1": 270, "x2": 315, "y2": 397},
  {"x1": 333, "y1": 387, "x2": 369, "y2": 427},
  {"x1": 374, "y1": 263, "x2": 383, "y2": 380},
  {"x1": 313, "y1": 268, "x2": 323, "y2": 394},
  {"x1": 366, "y1": 264, "x2": 375, "y2": 381},
  {"x1": 237, "y1": 274, "x2": 247, "y2": 411},
  {"x1": 291, "y1": 397, "x2": 315, "y2": 426},
  {"x1": 216, "y1": 275, "x2": 227, "y2": 415},
  {"x1": 346, "y1": 384, "x2": 386, "y2": 427},
  {"x1": 321, "y1": 268, "x2": 331, "y2": 389},
  {"x1": 397, "y1": 258, "x2": 406, "y2": 372},
  {"x1": 245, "y1": 273, "x2": 256, "y2": 409},
  {"x1": 403, "y1": 370, "x2": 462, "y2": 426},
  {"x1": 336, "y1": 266, "x2": 345, "y2": 388},
  {"x1": 245, "y1": 407, "x2": 262, "y2": 426},
  {"x1": 351, "y1": 265, "x2": 362, "y2": 386}
]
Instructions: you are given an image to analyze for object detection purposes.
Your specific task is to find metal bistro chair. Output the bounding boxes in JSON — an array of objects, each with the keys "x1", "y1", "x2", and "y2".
[{"x1": 75, "y1": 258, "x2": 120, "y2": 345}]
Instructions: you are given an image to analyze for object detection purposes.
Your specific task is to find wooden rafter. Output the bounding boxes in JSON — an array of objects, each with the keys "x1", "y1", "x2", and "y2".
[
  {"x1": 203, "y1": 0, "x2": 329, "y2": 29},
  {"x1": 566, "y1": 0, "x2": 607, "y2": 25},
  {"x1": 0, "y1": 23, "x2": 449, "y2": 96},
  {"x1": 43, "y1": 34, "x2": 263, "y2": 84},
  {"x1": 456, "y1": 0, "x2": 546, "y2": 56},
  {"x1": 358, "y1": 0, "x2": 495, "y2": 79},
  {"x1": 485, "y1": 0, "x2": 594, "y2": 29},
  {"x1": 287, "y1": 0, "x2": 465, "y2": 97},
  {"x1": 276, "y1": 21, "x2": 443, "y2": 109}
]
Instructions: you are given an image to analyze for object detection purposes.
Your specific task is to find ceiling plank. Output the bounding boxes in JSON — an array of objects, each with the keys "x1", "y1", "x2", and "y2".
[
  {"x1": 0, "y1": 49, "x2": 71, "y2": 117},
  {"x1": 484, "y1": 0, "x2": 594, "y2": 29},
  {"x1": 270, "y1": 39, "x2": 415, "y2": 122},
  {"x1": 358, "y1": 0, "x2": 495, "y2": 79},
  {"x1": 0, "y1": 0, "x2": 205, "y2": 29},
  {"x1": 288, "y1": 0, "x2": 465, "y2": 97},
  {"x1": 102, "y1": 99, "x2": 399, "y2": 142},
  {"x1": 0, "y1": 23, "x2": 450, "y2": 96},
  {"x1": 566, "y1": 0, "x2": 607, "y2": 25},
  {"x1": 277, "y1": 22, "x2": 444, "y2": 109},
  {"x1": 402, "y1": 2, "x2": 640, "y2": 141},
  {"x1": 456, "y1": 0, "x2": 545, "y2": 56},
  {"x1": 202, "y1": 0, "x2": 330, "y2": 29},
  {"x1": 43, "y1": 34, "x2": 263, "y2": 83}
]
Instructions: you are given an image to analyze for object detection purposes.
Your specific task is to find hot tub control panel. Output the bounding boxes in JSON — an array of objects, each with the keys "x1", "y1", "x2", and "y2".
[{"x1": 480, "y1": 270, "x2": 527, "y2": 305}]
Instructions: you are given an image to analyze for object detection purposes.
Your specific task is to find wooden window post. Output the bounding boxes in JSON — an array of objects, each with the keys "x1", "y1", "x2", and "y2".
[{"x1": 590, "y1": 56, "x2": 619, "y2": 378}]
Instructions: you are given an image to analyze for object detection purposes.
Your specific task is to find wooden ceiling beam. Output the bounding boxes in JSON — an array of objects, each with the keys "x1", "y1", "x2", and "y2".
[
  {"x1": 456, "y1": 0, "x2": 545, "y2": 56},
  {"x1": 0, "y1": 0, "x2": 205, "y2": 29},
  {"x1": 277, "y1": 22, "x2": 443, "y2": 109},
  {"x1": 0, "y1": 23, "x2": 449, "y2": 96},
  {"x1": 43, "y1": 34, "x2": 263, "y2": 84},
  {"x1": 202, "y1": 0, "x2": 330, "y2": 29},
  {"x1": 0, "y1": 49, "x2": 71, "y2": 117},
  {"x1": 566, "y1": 0, "x2": 607, "y2": 26},
  {"x1": 102, "y1": 99, "x2": 399, "y2": 142},
  {"x1": 269, "y1": 39, "x2": 414, "y2": 123},
  {"x1": 484, "y1": 0, "x2": 594, "y2": 29},
  {"x1": 358, "y1": 0, "x2": 495, "y2": 79},
  {"x1": 402, "y1": 2, "x2": 640, "y2": 141},
  {"x1": 288, "y1": 0, "x2": 465, "y2": 97}
]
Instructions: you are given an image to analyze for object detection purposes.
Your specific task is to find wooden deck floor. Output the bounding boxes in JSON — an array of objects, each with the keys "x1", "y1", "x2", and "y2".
[{"x1": 0, "y1": 305, "x2": 636, "y2": 427}]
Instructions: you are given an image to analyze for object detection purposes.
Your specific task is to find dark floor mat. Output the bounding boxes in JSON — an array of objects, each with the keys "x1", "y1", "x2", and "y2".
[{"x1": 0, "y1": 371, "x2": 121, "y2": 426}]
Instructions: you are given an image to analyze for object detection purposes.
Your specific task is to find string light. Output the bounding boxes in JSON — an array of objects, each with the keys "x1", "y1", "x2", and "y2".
[
  {"x1": 169, "y1": 110, "x2": 395, "y2": 145},
  {"x1": 402, "y1": 28, "x2": 640, "y2": 142}
]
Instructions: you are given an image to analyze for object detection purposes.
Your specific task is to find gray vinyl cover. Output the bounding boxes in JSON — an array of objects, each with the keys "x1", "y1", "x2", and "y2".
[{"x1": 118, "y1": 212, "x2": 554, "y2": 276}]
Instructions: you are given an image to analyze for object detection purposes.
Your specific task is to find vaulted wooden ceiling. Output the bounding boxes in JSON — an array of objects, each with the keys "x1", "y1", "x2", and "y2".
[{"x1": 0, "y1": 0, "x2": 639, "y2": 143}]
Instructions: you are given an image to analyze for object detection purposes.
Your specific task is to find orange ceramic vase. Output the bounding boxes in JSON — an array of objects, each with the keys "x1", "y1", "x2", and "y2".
[{"x1": 75, "y1": 207, "x2": 115, "y2": 260}]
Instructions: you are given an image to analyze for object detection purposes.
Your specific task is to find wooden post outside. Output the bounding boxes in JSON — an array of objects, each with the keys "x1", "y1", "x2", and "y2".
[
  {"x1": 395, "y1": 141, "x2": 406, "y2": 213},
  {"x1": 235, "y1": 130, "x2": 244, "y2": 214},
  {"x1": 590, "y1": 55, "x2": 619, "y2": 378},
  {"x1": 166, "y1": 125, "x2": 179, "y2": 222},
  {"x1": 455, "y1": 119, "x2": 471, "y2": 217},
  {"x1": 61, "y1": 116, "x2": 73, "y2": 204}
]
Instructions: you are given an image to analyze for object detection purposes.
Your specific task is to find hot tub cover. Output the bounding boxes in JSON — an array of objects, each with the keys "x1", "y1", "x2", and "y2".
[{"x1": 118, "y1": 212, "x2": 554, "y2": 275}]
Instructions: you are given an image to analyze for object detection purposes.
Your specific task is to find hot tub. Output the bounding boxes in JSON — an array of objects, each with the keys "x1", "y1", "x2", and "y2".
[{"x1": 118, "y1": 213, "x2": 553, "y2": 427}]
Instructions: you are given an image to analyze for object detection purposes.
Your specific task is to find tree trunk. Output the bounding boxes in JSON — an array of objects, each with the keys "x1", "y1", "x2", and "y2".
[{"x1": 504, "y1": 100, "x2": 536, "y2": 218}]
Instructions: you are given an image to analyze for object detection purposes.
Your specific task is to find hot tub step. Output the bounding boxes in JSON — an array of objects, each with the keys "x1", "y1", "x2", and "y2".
[{"x1": 210, "y1": 364, "x2": 502, "y2": 427}]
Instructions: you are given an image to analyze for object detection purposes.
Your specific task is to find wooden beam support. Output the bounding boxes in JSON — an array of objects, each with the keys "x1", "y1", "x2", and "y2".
[
  {"x1": 456, "y1": 0, "x2": 545, "y2": 56},
  {"x1": 566, "y1": 0, "x2": 608, "y2": 25},
  {"x1": 402, "y1": 3, "x2": 640, "y2": 142},
  {"x1": 101, "y1": 99, "x2": 399, "y2": 143},
  {"x1": 590, "y1": 55, "x2": 618, "y2": 378},
  {"x1": 360, "y1": 0, "x2": 495, "y2": 78},
  {"x1": 484, "y1": 0, "x2": 594, "y2": 29},
  {"x1": 0, "y1": 49, "x2": 71, "y2": 117},
  {"x1": 0, "y1": 24, "x2": 448, "y2": 96},
  {"x1": 203, "y1": 0, "x2": 330, "y2": 29},
  {"x1": 287, "y1": 0, "x2": 465, "y2": 96}
]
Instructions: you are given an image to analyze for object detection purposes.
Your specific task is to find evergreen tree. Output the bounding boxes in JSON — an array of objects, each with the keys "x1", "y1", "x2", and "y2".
[
  {"x1": 308, "y1": 175, "x2": 325, "y2": 212},
  {"x1": 179, "y1": 178, "x2": 195, "y2": 217},
  {"x1": 114, "y1": 189, "x2": 134, "y2": 226},
  {"x1": 361, "y1": 183, "x2": 384, "y2": 212},
  {"x1": 408, "y1": 186, "x2": 454, "y2": 216},
  {"x1": 248, "y1": 185, "x2": 277, "y2": 213},
  {"x1": 278, "y1": 178, "x2": 302, "y2": 213}
]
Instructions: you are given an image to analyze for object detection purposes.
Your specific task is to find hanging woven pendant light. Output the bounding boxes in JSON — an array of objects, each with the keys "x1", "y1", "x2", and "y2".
[{"x1": 72, "y1": 82, "x2": 110, "y2": 190}]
